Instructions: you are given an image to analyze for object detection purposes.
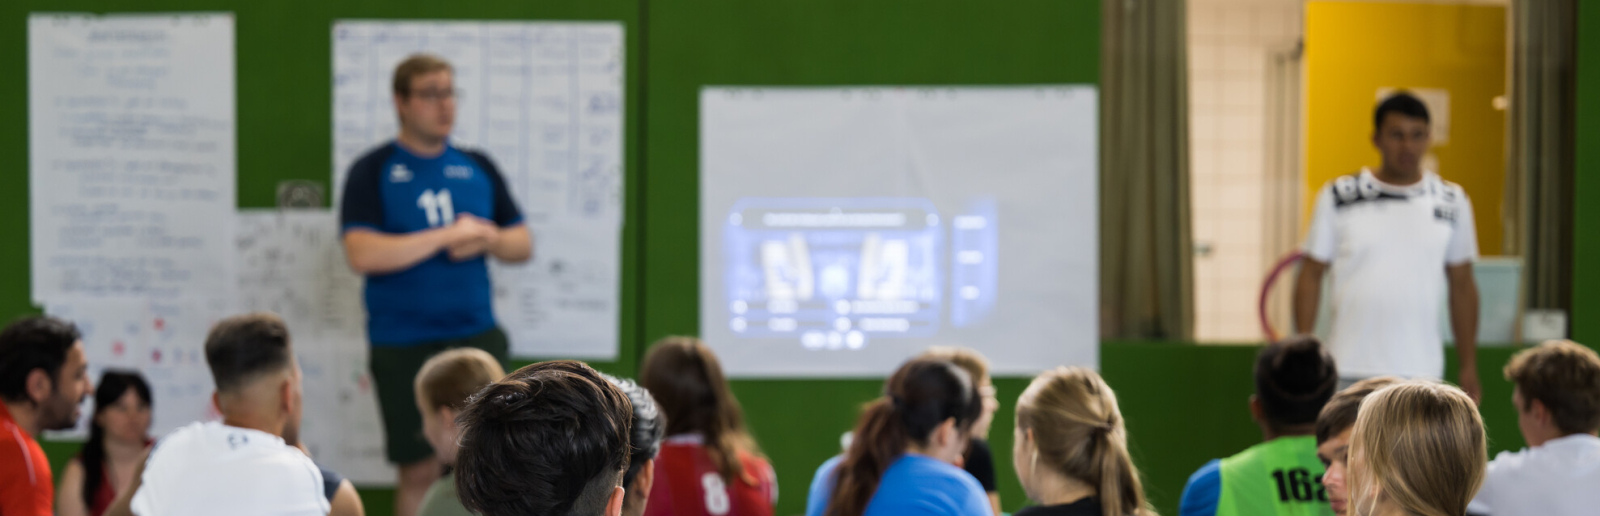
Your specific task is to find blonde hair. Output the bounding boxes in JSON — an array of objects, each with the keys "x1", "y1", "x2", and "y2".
[
  {"x1": 918, "y1": 346, "x2": 992, "y2": 386},
  {"x1": 1016, "y1": 367, "x2": 1155, "y2": 516},
  {"x1": 392, "y1": 53, "x2": 452, "y2": 97},
  {"x1": 414, "y1": 348, "x2": 505, "y2": 411},
  {"x1": 1348, "y1": 381, "x2": 1486, "y2": 516}
]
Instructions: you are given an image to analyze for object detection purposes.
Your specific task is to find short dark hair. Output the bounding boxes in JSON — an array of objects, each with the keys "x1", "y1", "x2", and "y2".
[
  {"x1": 1316, "y1": 376, "x2": 1403, "y2": 444},
  {"x1": 0, "y1": 316, "x2": 82, "y2": 403},
  {"x1": 1256, "y1": 336, "x2": 1338, "y2": 430},
  {"x1": 1504, "y1": 340, "x2": 1600, "y2": 435},
  {"x1": 204, "y1": 313, "x2": 292, "y2": 393},
  {"x1": 602, "y1": 374, "x2": 664, "y2": 490},
  {"x1": 1374, "y1": 92, "x2": 1431, "y2": 132},
  {"x1": 456, "y1": 360, "x2": 633, "y2": 516}
]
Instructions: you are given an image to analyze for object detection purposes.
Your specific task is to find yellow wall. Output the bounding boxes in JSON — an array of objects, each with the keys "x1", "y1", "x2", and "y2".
[{"x1": 1305, "y1": 2, "x2": 1506, "y2": 254}]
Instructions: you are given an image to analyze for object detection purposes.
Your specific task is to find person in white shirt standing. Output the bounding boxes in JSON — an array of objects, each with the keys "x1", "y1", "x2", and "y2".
[
  {"x1": 106, "y1": 313, "x2": 330, "y2": 516},
  {"x1": 1292, "y1": 92, "x2": 1481, "y2": 402},
  {"x1": 1468, "y1": 340, "x2": 1600, "y2": 516}
]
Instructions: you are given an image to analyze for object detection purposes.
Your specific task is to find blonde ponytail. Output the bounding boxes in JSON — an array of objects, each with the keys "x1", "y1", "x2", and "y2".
[{"x1": 1016, "y1": 367, "x2": 1156, "y2": 516}]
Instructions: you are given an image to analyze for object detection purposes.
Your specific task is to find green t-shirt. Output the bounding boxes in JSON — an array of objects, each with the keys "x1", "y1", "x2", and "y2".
[
  {"x1": 1216, "y1": 436, "x2": 1335, "y2": 516},
  {"x1": 417, "y1": 471, "x2": 475, "y2": 516}
]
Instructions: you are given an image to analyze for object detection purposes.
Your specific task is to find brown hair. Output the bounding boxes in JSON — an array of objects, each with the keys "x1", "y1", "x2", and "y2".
[
  {"x1": 639, "y1": 336, "x2": 762, "y2": 483},
  {"x1": 1315, "y1": 376, "x2": 1403, "y2": 445},
  {"x1": 392, "y1": 53, "x2": 452, "y2": 98},
  {"x1": 825, "y1": 358, "x2": 981, "y2": 516},
  {"x1": 1017, "y1": 367, "x2": 1153, "y2": 516},
  {"x1": 203, "y1": 313, "x2": 292, "y2": 393},
  {"x1": 918, "y1": 346, "x2": 991, "y2": 386},
  {"x1": 415, "y1": 348, "x2": 506, "y2": 411},
  {"x1": 1504, "y1": 340, "x2": 1600, "y2": 435},
  {"x1": 1348, "y1": 381, "x2": 1485, "y2": 516}
]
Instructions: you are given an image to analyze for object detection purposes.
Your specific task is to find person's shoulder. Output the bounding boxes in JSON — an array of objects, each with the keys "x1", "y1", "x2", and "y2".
[
  {"x1": 1430, "y1": 174, "x2": 1471, "y2": 203},
  {"x1": 1186, "y1": 458, "x2": 1222, "y2": 484},
  {"x1": 347, "y1": 142, "x2": 399, "y2": 178},
  {"x1": 453, "y1": 145, "x2": 500, "y2": 172}
]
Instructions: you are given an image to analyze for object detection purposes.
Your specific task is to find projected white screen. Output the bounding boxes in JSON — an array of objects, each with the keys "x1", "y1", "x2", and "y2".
[{"x1": 699, "y1": 87, "x2": 1098, "y2": 377}]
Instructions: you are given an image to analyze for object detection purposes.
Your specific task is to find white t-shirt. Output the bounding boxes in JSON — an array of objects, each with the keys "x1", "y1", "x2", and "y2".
[
  {"x1": 131, "y1": 421, "x2": 330, "y2": 516},
  {"x1": 1303, "y1": 168, "x2": 1477, "y2": 378},
  {"x1": 1467, "y1": 433, "x2": 1600, "y2": 516}
]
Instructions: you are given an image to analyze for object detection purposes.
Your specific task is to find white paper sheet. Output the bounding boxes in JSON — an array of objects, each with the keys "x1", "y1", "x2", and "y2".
[
  {"x1": 699, "y1": 87, "x2": 1099, "y2": 377},
  {"x1": 28, "y1": 13, "x2": 236, "y2": 304},
  {"x1": 332, "y1": 21, "x2": 624, "y2": 359}
]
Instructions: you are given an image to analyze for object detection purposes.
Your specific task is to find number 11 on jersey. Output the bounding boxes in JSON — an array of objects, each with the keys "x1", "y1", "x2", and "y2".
[{"x1": 418, "y1": 189, "x2": 455, "y2": 227}]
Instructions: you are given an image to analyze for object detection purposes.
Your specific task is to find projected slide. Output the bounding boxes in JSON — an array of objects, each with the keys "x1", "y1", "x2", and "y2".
[{"x1": 700, "y1": 87, "x2": 1098, "y2": 377}]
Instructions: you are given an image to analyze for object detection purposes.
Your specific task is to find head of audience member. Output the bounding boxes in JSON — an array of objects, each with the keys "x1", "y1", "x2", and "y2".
[
  {"x1": 1372, "y1": 92, "x2": 1432, "y2": 177},
  {"x1": 640, "y1": 336, "x2": 762, "y2": 482},
  {"x1": 1014, "y1": 366, "x2": 1152, "y2": 516},
  {"x1": 825, "y1": 358, "x2": 982, "y2": 516},
  {"x1": 204, "y1": 313, "x2": 302, "y2": 442},
  {"x1": 79, "y1": 370, "x2": 153, "y2": 507},
  {"x1": 1314, "y1": 376, "x2": 1403, "y2": 515},
  {"x1": 391, "y1": 53, "x2": 456, "y2": 144},
  {"x1": 414, "y1": 348, "x2": 506, "y2": 467},
  {"x1": 0, "y1": 316, "x2": 92, "y2": 435},
  {"x1": 455, "y1": 360, "x2": 633, "y2": 516},
  {"x1": 918, "y1": 346, "x2": 998, "y2": 438},
  {"x1": 1251, "y1": 336, "x2": 1339, "y2": 440},
  {"x1": 1347, "y1": 381, "x2": 1485, "y2": 516},
  {"x1": 1503, "y1": 340, "x2": 1600, "y2": 447},
  {"x1": 602, "y1": 374, "x2": 665, "y2": 516}
]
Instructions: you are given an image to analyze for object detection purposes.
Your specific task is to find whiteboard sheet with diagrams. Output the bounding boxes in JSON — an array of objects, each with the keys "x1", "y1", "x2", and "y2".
[{"x1": 332, "y1": 20, "x2": 625, "y2": 360}]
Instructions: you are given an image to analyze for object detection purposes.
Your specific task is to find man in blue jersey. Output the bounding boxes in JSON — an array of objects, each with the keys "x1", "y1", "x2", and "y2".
[{"x1": 339, "y1": 54, "x2": 532, "y2": 516}]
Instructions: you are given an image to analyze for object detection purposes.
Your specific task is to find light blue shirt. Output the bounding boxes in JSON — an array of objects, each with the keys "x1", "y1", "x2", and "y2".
[{"x1": 805, "y1": 454, "x2": 990, "y2": 516}]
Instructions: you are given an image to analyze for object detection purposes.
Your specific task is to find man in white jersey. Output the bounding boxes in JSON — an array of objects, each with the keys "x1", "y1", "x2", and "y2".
[
  {"x1": 106, "y1": 313, "x2": 329, "y2": 516},
  {"x1": 1292, "y1": 92, "x2": 1481, "y2": 402},
  {"x1": 1468, "y1": 340, "x2": 1600, "y2": 516}
]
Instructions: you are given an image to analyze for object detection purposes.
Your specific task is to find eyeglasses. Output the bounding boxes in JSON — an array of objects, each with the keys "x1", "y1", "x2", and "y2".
[{"x1": 410, "y1": 88, "x2": 461, "y2": 103}]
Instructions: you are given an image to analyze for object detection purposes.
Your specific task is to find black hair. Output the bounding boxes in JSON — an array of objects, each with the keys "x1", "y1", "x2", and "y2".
[
  {"x1": 0, "y1": 316, "x2": 82, "y2": 403},
  {"x1": 1256, "y1": 336, "x2": 1339, "y2": 429},
  {"x1": 602, "y1": 374, "x2": 665, "y2": 490},
  {"x1": 825, "y1": 358, "x2": 983, "y2": 516},
  {"x1": 1374, "y1": 92, "x2": 1431, "y2": 132},
  {"x1": 456, "y1": 360, "x2": 633, "y2": 516},
  {"x1": 203, "y1": 313, "x2": 292, "y2": 393},
  {"x1": 78, "y1": 370, "x2": 153, "y2": 508}
]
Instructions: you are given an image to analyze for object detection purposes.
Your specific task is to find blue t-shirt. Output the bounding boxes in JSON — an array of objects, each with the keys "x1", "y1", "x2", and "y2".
[
  {"x1": 1179, "y1": 459, "x2": 1222, "y2": 516},
  {"x1": 340, "y1": 141, "x2": 523, "y2": 346},
  {"x1": 805, "y1": 454, "x2": 989, "y2": 516}
]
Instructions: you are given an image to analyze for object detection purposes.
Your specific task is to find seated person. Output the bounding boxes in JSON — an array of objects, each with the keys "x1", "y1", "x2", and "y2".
[
  {"x1": 1180, "y1": 336, "x2": 1339, "y2": 516},
  {"x1": 640, "y1": 337, "x2": 777, "y2": 516},
  {"x1": 413, "y1": 348, "x2": 506, "y2": 516},
  {"x1": 1345, "y1": 381, "x2": 1485, "y2": 516},
  {"x1": 919, "y1": 347, "x2": 1003, "y2": 516},
  {"x1": 805, "y1": 358, "x2": 987, "y2": 516},
  {"x1": 57, "y1": 371, "x2": 154, "y2": 516},
  {"x1": 0, "y1": 316, "x2": 93, "y2": 516},
  {"x1": 108, "y1": 313, "x2": 329, "y2": 516},
  {"x1": 454, "y1": 360, "x2": 634, "y2": 516},
  {"x1": 602, "y1": 374, "x2": 665, "y2": 516},
  {"x1": 1313, "y1": 376, "x2": 1401, "y2": 515},
  {"x1": 1012, "y1": 366, "x2": 1155, "y2": 516},
  {"x1": 1469, "y1": 340, "x2": 1600, "y2": 516}
]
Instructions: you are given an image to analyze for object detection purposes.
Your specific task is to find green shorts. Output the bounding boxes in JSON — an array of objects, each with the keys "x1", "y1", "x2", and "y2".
[{"x1": 369, "y1": 327, "x2": 510, "y2": 466}]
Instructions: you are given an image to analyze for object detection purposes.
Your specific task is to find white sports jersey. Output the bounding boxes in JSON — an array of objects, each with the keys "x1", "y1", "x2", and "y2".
[
  {"x1": 1303, "y1": 168, "x2": 1477, "y2": 379},
  {"x1": 1467, "y1": 434, "x2": 1600, "y2": 516},
  {"x1": 131, "y1": 421, "x2": 329, "y2": 516}
]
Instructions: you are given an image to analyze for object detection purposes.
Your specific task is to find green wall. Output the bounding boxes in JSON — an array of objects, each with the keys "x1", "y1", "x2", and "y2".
[
  {"x1": 1574, "y1": 0, "x2": 1600, "y2": 345},
  {"x1": 11, "y1": 1, "x2": 1585, "y2": 516}
]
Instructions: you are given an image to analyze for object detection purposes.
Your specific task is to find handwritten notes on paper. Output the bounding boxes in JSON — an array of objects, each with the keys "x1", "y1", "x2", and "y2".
[
  {"x1": 333, "y1": 21, "x2": 624, "y2": 359},
  {"x1": 29, "y1": 13, "x2": 236, "y2": 304}
]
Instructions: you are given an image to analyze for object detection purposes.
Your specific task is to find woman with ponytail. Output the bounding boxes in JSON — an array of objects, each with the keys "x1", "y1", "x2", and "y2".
[
  {"x1": 1013, "y1": 366, "x2": 1155, "y2": 516},
  {"x1": 804, "y1": 358, "x2": 988, "y2": 516}
]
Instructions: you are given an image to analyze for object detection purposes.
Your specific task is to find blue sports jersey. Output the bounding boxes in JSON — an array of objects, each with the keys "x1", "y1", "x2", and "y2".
[
  {"x1": 806, "y1": 454, "x2": 989, "y2": 516},
  {"x1": 339, "y1": 141, "x2": 523, "y2": 346}
]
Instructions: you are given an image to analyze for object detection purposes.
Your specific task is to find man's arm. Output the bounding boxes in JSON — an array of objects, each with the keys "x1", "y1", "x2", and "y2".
[
  {"x1": 329, "y1": 479, "x2": 366, "y2": 516},
  {"x1": 487, "y1": 223, "x2": 532, "y2": 262},
  {"x1": 103, "y1": 449, "x2": 149, "y2": 516},
  {"x1": 1447, "y1": 262, "x2": 1481, "y2": 403},
  {"x1": 1293, "y1": 258, "x2": 1330, "y2": 334},
  {"x1": 345, "y1": 217, "x2": 493, "y2": 274}
]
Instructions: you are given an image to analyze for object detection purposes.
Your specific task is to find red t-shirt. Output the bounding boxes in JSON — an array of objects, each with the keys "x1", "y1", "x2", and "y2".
[
  {"x1": 0, "y1": 403, "x2": 53, "y2": 516},
  {"x1": 644, "y1": 435, "x2": 777, "y2": 516}
]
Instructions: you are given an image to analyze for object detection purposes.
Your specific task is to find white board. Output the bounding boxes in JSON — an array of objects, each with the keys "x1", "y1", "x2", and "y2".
[
  {"x1": 700, "y1": 87, "x2": 1099, "y2": 377},
  {"x1": 28, "y1": 13, "x2": 236, "y2": 304},
  {"x1": 332, "y1": 21, "x2": 624, "y2": 359},
  {"x1": 236, "y1": 210, "x2": 392, "y2": 484}
]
